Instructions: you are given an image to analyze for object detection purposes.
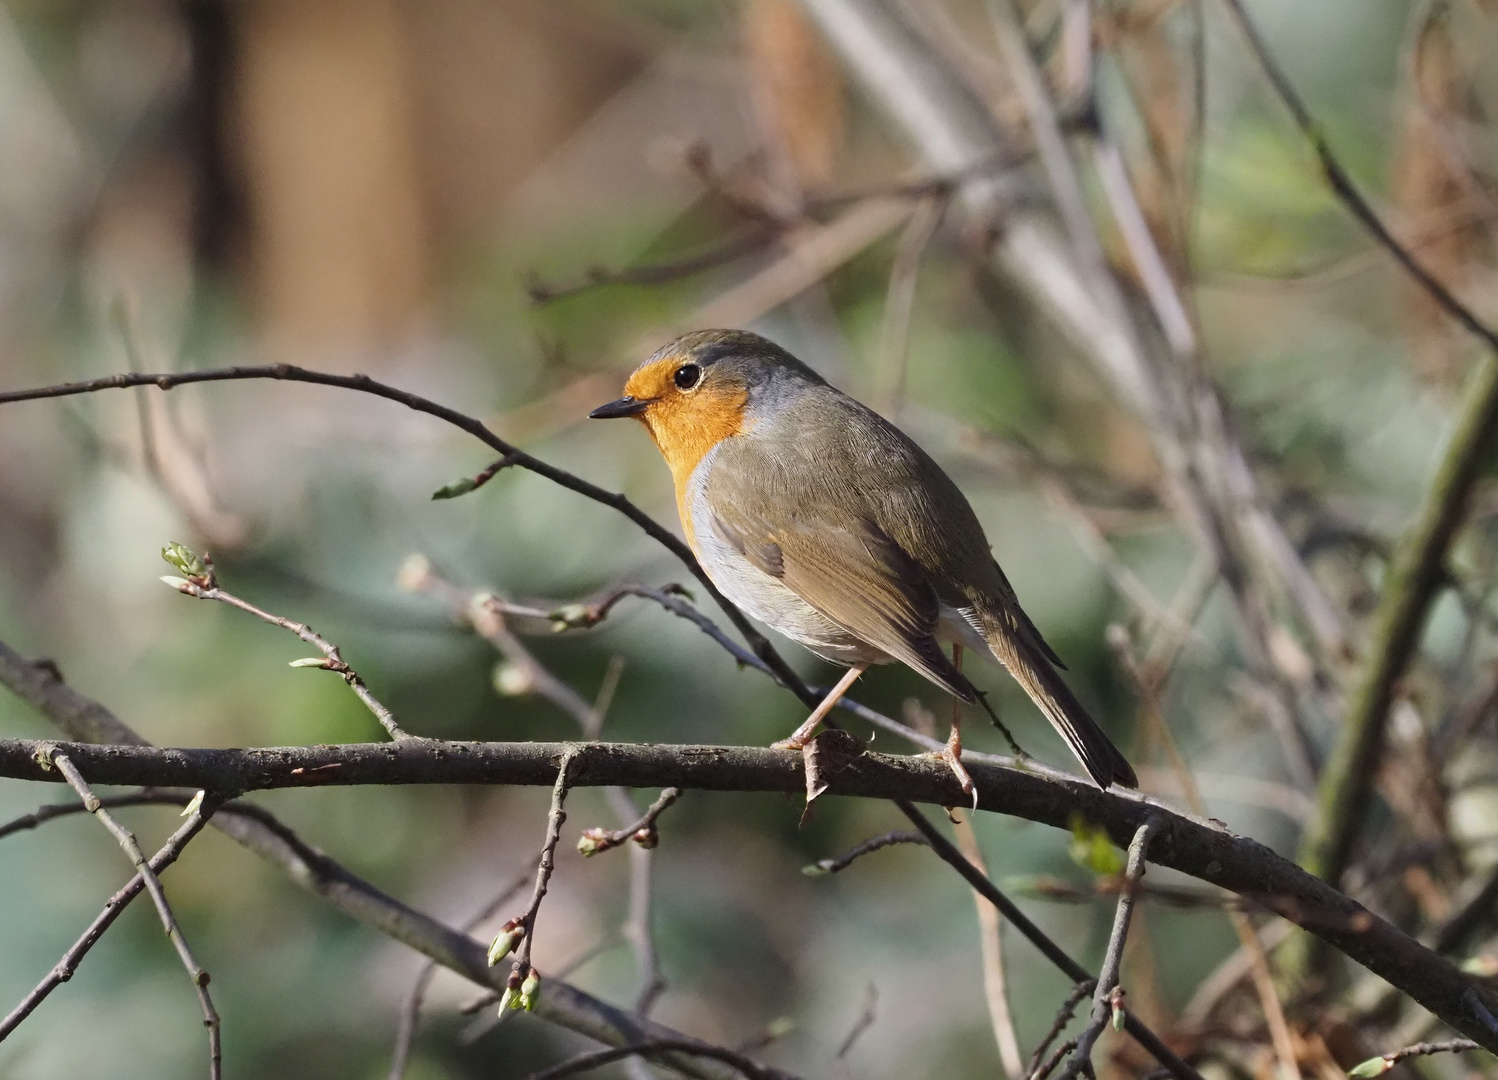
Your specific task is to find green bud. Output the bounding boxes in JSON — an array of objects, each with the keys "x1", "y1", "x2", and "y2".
[
  {"x1": 801, "y1": 863, "x2": 831, "y2": 877},
  {"x1": 288, "y1": 658, "x2": 331, "y2": 669},
  {"x1": 519, "y1": 970, "x2": 540, "y2": 1011},
  {"x1": 487, "y1": 928, "x2": 520, "y2": 966},
  {"x1": 180, "y1": 791, "x2": 206, "y2": 818},
  {"x1": 1348, "y1": 1058, "x2": 1392, "y2": 1078},
  {"x1": 547, "y1": 604, "x2": 592, "y2": 632},
  {"x1": 431, "y1": 476, "x2": 479, "y2": 501},
  {"x1": 161, "y1": 542, "x2": 207, "y2": 579}
]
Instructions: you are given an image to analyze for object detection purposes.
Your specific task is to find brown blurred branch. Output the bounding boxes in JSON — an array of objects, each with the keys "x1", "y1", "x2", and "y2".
[{"x1": 1215, "y1": 0, "x2": 1498, "y2": 920}]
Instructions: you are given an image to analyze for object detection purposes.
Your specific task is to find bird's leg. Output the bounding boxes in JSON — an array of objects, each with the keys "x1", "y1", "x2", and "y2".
[
  {"x1": 773, "y1": 662, "x2": 869, "y2": 750},
  {"x1": 922, "y1": 644, "x2": 978, "y2": 807}
]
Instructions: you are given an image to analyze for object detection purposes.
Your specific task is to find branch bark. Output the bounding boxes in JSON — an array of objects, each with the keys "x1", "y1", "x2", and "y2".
[{"x1": 3, "y1": 735, "x2": 1496, "y2": 1049}]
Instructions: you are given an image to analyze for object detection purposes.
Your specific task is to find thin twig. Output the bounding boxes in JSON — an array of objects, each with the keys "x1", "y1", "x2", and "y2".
[
  {"x1": 1349, "y1": 1039, "x2": 1483, "y2": 1076},
  {"x1": 835, "y1": 983, "x2": 879, "y2": 1059},
  {"x1": 1027, "y1": 982, "x2": 1092, "y2": 1080},
  {"x1": 518, "y1": 1039, "x2": 778, "y2": 1080},
  {"x1": 38, "y1": 753, "x2": 222, "y2": 1078},
  {"x1": 578, "y1": 788, "x2": 682, "y2": 857},
  {"x1": 1058, "y1": 818, "x2": 1159, "y2": 1080},
  {"x1": 955, "y1": 814, "x2": 1024, "y2": 1078},
  {"x1": 893, "y1": 801, "x2": 1203, "y2": 1080},
  {"x1": 163, "y1": 561, "x2": 412, "y2": 742},
  {"x1": 0, "y1": 786, "x2": 220, "y2": 1045},
  {"x1": 1032, "y1": 1038, "x2": 1081, "y2": 1080},
  {"x1": 803, "y1": 830, "x2": 928, "y2": 875},
  {"x1": 0, "y1": 791, "x2": 185, "y2": 840},
  {"x1": 0, "y1": 363, "x2": 814, "y2": 705},
  {"x1": 387, "y1": 867, "x2": 533, "y2": 1080},
  {"x1": 501, "y1": 748, "x2": 581, "y2": 1011}
]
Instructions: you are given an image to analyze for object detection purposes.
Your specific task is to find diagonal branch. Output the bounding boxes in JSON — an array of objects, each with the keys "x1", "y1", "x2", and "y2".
[
  {"x1": 0, "y1": 787, "x2": 220, "y2": 1046},
  {"x1": 0, "y1": 365, "x2": 814, "y2": 706},
  {"x1": 1058, "y1": 818, "x2": 1158, "y2": 1080},
  {"x1": 1215, "y1": 0, "x2": 1498, "y2": 904},
  {"x1": 45, "y1": 753, "x2": 223, "y2": 1079}
]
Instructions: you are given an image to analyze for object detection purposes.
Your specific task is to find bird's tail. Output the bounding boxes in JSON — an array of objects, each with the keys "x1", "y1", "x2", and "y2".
[{"x1": 976, "y1": 607, "x2": 1137, "y2": 790}]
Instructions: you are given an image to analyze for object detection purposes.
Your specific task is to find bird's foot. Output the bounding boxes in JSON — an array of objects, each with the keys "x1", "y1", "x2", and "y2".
[{"x1": 921, "y1": 727, "x2": 978, "y2": 811}]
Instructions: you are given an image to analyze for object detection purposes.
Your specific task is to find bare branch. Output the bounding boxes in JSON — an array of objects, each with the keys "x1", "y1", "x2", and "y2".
[
  {"x1": 1058, "y1": 818, "x2": 1158, "y2": 1080},
  {"x1": 518, "y1": 1038, "x2": 783, "y2": 1080},
  {"x1": 0, "y1": 364, "x2": 814, "y2": 706},
  {"x1": 387, "y1": 867, "x2": 533, "y2": 1080},
  {"x1": 802, "y1": 830, "x2": 928, "y2": 875},
  {"x1": 578, "y1": 788, "x2": 682, "y2": 858},
  {"x1": 162, "y1": 554, "x2": 412, "y2": 742},
  {"x1": 0, "y1": 771, "x2": 221, "y2": 1074}
]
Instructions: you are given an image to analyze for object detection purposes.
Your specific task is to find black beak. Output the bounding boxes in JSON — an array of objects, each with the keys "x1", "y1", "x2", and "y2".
[{"x1": 588, "y1": 396, "x2": 650, "y2": 419}]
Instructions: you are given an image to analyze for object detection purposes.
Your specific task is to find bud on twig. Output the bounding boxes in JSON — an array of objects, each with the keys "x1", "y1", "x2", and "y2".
[{"x1": 487, "y1": 920, "x2": 522, "y2": 966}]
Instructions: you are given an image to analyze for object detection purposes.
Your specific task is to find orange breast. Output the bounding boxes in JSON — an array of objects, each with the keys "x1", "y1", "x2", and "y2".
[{"x1": 641, "y1": 385, "x2": 748, "y2": 553}]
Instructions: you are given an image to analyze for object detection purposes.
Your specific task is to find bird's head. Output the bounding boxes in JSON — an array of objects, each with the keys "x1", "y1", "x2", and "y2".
[{"x1": 589, "y1": 329, "x2": 822, "y2": 482}]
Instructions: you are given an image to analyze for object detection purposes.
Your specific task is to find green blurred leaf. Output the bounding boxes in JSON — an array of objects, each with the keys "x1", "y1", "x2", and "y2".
[{"x1": 1068, "y1": 815, "x2": 1125, "y2": 876}]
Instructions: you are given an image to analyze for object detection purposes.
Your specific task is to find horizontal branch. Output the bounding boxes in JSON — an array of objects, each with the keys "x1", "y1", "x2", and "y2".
[{"x1": 4, "y1": 736, "x2": 1496, "y2": 1049}]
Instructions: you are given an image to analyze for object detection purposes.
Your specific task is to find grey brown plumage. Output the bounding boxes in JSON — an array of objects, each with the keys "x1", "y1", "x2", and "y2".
[{"x1": 591, "y1": 329, "x2": 1137, "y2": 790}]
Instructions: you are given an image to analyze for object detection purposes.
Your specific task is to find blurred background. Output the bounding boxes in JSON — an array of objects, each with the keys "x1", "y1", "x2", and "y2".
[{"x1": 1, "y1": 0, "x2": 1497, "y2": 1077}]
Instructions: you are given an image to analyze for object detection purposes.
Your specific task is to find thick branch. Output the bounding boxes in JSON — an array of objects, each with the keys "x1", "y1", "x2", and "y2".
[{"x1": 3, "y1": 736, "x2": 1495, "y2": 1048}]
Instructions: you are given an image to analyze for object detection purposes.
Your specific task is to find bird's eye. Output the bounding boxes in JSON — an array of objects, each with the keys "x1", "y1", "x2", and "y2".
[{"x1": 673, "y1": 363, "x2": 702, "y2": 391}]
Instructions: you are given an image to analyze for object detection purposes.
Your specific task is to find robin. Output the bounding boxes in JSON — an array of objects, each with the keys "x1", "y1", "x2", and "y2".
[{"x1": 590, "y1": 329, "x2": 1136, "y2": 792}]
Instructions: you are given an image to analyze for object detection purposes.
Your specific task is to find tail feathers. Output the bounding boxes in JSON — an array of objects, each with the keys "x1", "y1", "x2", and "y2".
[{"x1": 981, "y1": 619, "x2": 1137, "y2": 790}]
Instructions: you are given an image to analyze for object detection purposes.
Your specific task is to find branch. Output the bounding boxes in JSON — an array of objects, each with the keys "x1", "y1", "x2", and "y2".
[
  {"x1": 0, "y1": 365, "x2": 815, "y2": 707},
  {"x1": 161, "y1": 548, "x2": 411, "y2": 741},
  {"x1": 45, "y1": 753, "x2": 223, "y2": 1078},
  {"x1": 0, "y1": 784, "x2": 220, "y2": 1050},
  {"x1": 1058, "y1": 818, "x2": 1158, "y2": 1080},
  {"x1": 578, "y1": 788, "x2": 682, "y2": 858},
  {"x1": 3, "y1": 736, "x2": 1495, "y2": 1048},
  {"x1": 1347, "y1": 1039, "x2": 1484, "y2": 1078},
  {"x1": 1214, "y1": 0, "x2": 1498, "y2": 902},
  {"x1": 498, "y1": 748, "x2": 580, "y2": 1012},
  {"x1": 519, "y1": 1039, "x2": 779, "y2": 1080},
  {"x1": 801, "y1": 830, "x2": 927, "y2": 875},
  {"x1": 0, "y1": 657, "x2": 795, "y2": 1080}
]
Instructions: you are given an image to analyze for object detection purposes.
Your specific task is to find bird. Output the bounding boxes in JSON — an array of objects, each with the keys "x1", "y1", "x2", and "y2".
[{"x1": 589, "y1": 329, "x2": 1136, "y2": 792}]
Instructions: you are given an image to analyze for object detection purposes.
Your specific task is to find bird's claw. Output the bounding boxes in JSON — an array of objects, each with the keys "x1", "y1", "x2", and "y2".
[{"x1": 920, "y1": 745, "x2": 979, "y2": 811}]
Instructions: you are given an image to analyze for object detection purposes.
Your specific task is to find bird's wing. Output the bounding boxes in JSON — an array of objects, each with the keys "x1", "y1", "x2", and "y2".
[{"x1": 707, "y1": 463, "x2": 974, "y2": 702}]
